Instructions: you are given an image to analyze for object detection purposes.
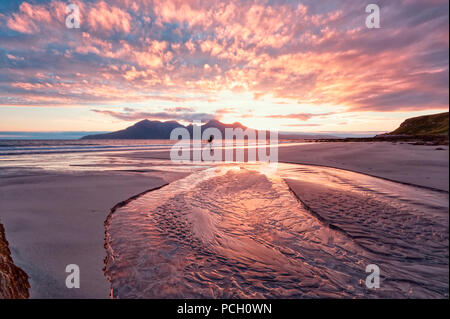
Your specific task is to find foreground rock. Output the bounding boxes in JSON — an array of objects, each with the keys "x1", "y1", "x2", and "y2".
[{"x1": 0, "y1": 222, "x2": 29, "y2": 299}]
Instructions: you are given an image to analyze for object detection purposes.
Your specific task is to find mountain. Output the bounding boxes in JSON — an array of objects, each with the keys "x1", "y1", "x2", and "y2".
[
  {"x1": 80, "y1": 119, "x2": 248, "y2": 139},
  {"x1": 383, "y1": 112, "x2": 449, "y2": 136},
  {"x1": 81, "y1": 120, "x2": 183, "y2": 139},
  {"x1": 186, "y1": 119, "x2": 248, "y2": 137},
  {"x1": 81, "y1": 119, "x2": 341, "y2": 140}
]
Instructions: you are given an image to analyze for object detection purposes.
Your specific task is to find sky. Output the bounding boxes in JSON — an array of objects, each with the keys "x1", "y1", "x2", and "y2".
[{"x1": 0, "y1": 0, "x2": 448, "y2": 133}]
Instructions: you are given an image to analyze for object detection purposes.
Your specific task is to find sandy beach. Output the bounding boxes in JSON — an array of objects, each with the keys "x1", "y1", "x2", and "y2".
[
  {"x1": 0, "y1": 169, "x2": 188, "y2": 298},
  {"x1": 278, "y1": 142, "x2": 449, "y2": 192},
  {"x1": 118, "y1": 141, "x2": 450, "y2": 191},
  {"x1": 0, "y1": 141, "x2": 448, "y2": 298},
  {"x1": 1, "y1": 0, "x2": 448, "y2": 307}
]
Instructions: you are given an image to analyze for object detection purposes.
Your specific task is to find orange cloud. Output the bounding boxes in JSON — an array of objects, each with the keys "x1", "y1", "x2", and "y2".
[
  {"x1": 7, "y1": 1, "x2": 52, "y2": 33},
  {"x1": 87, "y1": 1, "x2": 132, "y2": 33},
  {"x1": 0, "y1": 0, "x2": 448, "y2": 115}
]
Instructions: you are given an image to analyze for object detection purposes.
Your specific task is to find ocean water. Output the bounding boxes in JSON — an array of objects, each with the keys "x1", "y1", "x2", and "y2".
[
  {"x1": 0, "y1": 139, "x2": 177, "y2": 156},
  {"x1": 0, "y1": 131, "x2": 109, "y2": 140}
]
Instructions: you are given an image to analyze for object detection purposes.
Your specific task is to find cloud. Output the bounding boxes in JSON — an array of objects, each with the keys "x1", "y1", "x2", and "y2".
[
  {"x1": 266, "y1": 112, "x2": 335, "y2": 121},
  {"x1": 284, "y1": 123, "x2": 322, "y2": 127},
  {"x1": 0, "y1": 0, "x2": 448, "y2": 114},
  {"x1": 92, "y1": 107, "x2": 216, "y2": 122},
  {"x1": 164, "y1": 106, "x2": 196, "y2": 112},
  {"x1": 215, "y1": 108, "x2": 237, "y2": 115},
  {"x1": 87, "y1": 1, "x2": 132, "y2": 33},
  {"x1": 6, "y1": 1, "x2": 53, "y2": 34}
]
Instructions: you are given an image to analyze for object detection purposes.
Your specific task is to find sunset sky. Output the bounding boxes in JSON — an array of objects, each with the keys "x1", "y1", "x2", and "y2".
[{"x1": 0, "y1": 0, "x2": 448, "y2": 133}]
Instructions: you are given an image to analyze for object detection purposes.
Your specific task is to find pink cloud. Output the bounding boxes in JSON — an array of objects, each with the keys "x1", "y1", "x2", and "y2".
[
  {"x1": 7, "y1": 2, "x2": 47, "y2": 33},
  {"x1": 0, "y1": 0, "x2": 448, "y2": 114},
  {"x1": 87, "y1": 1, "x2": 132, "y2": 33}
]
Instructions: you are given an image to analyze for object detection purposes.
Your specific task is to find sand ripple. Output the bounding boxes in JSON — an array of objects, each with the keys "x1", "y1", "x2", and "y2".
[{"x1": 104, "y1": 163, "x2": 449, "y2": 298}]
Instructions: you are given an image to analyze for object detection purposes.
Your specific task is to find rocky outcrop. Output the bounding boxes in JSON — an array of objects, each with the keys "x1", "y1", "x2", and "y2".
[{"x1": 0, "y1": 222, "x2": 30, "y2": 299}]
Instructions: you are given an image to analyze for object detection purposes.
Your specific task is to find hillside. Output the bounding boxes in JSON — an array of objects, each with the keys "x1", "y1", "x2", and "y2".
[
  {"x1": 81, "y1": 120, "x2": 184, "y2": 139},
  {"x1": 81, "y1": 119, "x2": 249, "y2": 140},
  {"x1": 387, "y1": 112, "x2": 449, "y2": 136},
  {"x1": 80, "y1": 119, "x2": 339, "y2": 140}
]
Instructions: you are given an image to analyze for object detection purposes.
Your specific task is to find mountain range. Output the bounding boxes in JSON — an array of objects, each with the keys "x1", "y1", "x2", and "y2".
[
  {"x1": 81, "y1": 119, "x2": 246, "y2": 140},
  {"x1": 80, "y1": 112, "x2": 449, "y2": 140},
  {"x1": 80, "y1": 119, "x2": 336, "y2": 140}
]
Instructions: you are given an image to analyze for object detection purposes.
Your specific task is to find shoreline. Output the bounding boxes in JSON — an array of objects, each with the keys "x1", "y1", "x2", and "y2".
[
  {"x1": 0, "y1": 170, "x2": 189, "y2": 298},
  {"x1": 279, "y1": 160, "x2": 449, "y2": 194},
  {"x1": 311, "y1": 135, "x2": 449, "y2": 145},
  {"x1": 114, "y1": 141, "x2": 449, "y2": 191},
  {"x1": 277, "y1": 142, "x2": 449, "y2": 192},
  {"x1": 0, "y1": 141, "x2": 448, "y2": 298}
]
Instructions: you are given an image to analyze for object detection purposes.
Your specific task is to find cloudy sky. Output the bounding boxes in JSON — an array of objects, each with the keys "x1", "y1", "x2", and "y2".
[{"x1": 0, "y1": 0, "x2": 448, "y2": 132}]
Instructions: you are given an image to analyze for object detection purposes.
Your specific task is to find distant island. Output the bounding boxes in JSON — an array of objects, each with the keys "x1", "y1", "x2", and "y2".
[
  {"x1": 81, "y1": 119, "x2": 248, "y2": 140},
  {"x1": 80, "y1": 112, "x2": 448, "y2": 144},
  {"x1": 80, "y1": 119, "x2": 337, "y2": 140}
]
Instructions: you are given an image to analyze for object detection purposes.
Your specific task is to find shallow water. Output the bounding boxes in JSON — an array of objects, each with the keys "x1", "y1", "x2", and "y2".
[{"x1": 104, "y1": 163, "x2": 449, "y2": 298}]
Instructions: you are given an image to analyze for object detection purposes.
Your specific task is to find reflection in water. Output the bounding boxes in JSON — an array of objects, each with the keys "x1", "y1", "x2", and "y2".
[
  {"x1": 0, "y1": 151, "x2": 209, "y2": 177},
  {"x1": 104, "y1": 163, "x2": 449, "y2": 298},
  {"x1": 2, "y1": 142, "x2": 447, "y2": 298}
]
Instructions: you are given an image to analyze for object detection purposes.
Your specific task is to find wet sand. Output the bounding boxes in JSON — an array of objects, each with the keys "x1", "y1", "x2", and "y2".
[
  {"x1": 105, "y1": 164, "x2": 448, "y2": 298},
  {"x1": 0, "y1": 141, "x2": 448, "y2": 298},
  {"x1": 126, "y1": 141, "x2": 449, "y2": 191},
  {"x1": 278, "y1": 142, "x2": 449, "y2": 192},
  {"x1": 0, "y1": 170, "x2": 187, "y2": 298}
]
